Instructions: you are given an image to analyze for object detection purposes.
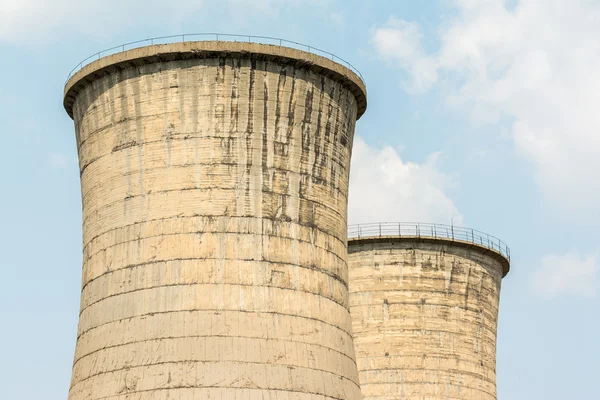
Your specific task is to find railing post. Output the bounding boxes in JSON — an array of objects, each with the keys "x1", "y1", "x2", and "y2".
[
  {"x1": 398, "y1": 223, "x2": 401, "y2": 236},
  {"x1": 379, "y1": 223, "x2": 381, "y2": 237}
]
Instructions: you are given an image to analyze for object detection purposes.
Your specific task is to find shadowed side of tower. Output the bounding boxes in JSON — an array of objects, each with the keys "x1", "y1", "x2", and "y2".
[
  {"x1": 64, "y1": 41, "x2": 367, "y2": 400},
  {"x1": 348, "y1": 233, "x2": 509, "y2": 400}
]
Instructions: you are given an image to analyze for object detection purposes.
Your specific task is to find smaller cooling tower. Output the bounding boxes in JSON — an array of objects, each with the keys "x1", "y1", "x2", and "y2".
[{"x1": 347, "y1": 223, "x2": 510, "y2": 400}]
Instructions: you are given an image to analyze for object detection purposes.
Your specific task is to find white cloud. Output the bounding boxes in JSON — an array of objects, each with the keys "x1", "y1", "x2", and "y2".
[
  {"x1": 328, "y1": 11, "x2": 345, "y2": 29},
  {"x1": 371, "y1": 18, "x2": 438, "y2": 92},
  {"x1": 348, "y1": 136, "x2": 462, "y2": 225},
  {"x1": 372, "y1": 0, "x2": 600, "y2": 218},
  {"x1": 0, "y1": 0, "x2": 197, "y2": 43},
  {"x1": 0, "y1": 89, "x2": 18, "y2": 108},
  {"x1": 48, "y1": 152, "x2": 71, "y2": 169},
  {"x1": 533, "y1": 252, "x2": 599, "y2": 298},
  {"x1": 0, "y1": 0, "x2": 329, "y2": 44}
]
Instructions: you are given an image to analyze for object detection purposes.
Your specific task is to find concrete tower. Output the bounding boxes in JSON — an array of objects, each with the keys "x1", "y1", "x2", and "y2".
[
  {"x1": 63, "y1": 41, "x2": 367, "y2": 400},
  {"x1": 347, "y1": 223, "x2": 510, "y2": 400}
]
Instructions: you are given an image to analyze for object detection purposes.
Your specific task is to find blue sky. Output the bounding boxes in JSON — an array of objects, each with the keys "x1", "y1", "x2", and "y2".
[{"x1": 1, "y1": 0, "x2": 598, "y2": 398}]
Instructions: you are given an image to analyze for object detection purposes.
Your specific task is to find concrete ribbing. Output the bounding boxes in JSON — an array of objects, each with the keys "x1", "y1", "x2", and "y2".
[
  {"x1": 348, "y1": 237, "x2": 509, "y2": 400},
  {"x1": 64, "y1": 41, "x2": 366, "y2": 400}
]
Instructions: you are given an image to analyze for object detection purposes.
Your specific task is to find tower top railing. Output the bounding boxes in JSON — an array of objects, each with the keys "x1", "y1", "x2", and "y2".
[
  {"x1": 347, "y1": 222, "x2": 510, "y2": 261},
  {"x1": 65, "y1": 33, "x2": 365, "y2": 85}
]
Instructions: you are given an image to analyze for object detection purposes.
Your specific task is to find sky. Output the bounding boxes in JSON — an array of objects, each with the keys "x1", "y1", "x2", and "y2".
[{"x1": 0, "y1": 0, "x2": 598, "y2": 398}]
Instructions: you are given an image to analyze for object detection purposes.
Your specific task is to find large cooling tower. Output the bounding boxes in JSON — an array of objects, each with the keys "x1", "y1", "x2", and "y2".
[
  {"x1": 63, "y1": 41, "x2": 367, "y2": 400},
  {"x1": 347, "y1": 223, "x2": 510, "y2": 400}
]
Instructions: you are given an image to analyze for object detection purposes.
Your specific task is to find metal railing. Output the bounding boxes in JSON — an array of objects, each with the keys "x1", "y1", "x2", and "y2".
[
  {"x1": 347, "y1": 222, "x2": 510, "y2": 261},
  {"x1": 65, "y1": 33, "x2": 364, "y2": 85}
]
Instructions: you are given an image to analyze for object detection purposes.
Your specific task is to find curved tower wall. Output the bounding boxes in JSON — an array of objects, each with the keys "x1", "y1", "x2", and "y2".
[
  {"x1": 64, "y1": 41, "x2": 367, "y2": 400},
  {"x1": 348, "y1": 237, "x2": 509, "y2": 400}
]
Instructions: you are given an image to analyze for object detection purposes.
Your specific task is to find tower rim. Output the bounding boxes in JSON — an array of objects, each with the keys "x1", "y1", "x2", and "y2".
[
  {"x1": 63, "y1": 40, "x2": 367, "y2": 120},
  {"x1": 347, "y1": 235, "x2": 510, "y2": 277}
]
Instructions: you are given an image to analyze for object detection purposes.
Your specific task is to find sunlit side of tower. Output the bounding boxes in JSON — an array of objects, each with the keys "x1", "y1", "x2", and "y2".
[
  {"x1": 63, "y1": 41, "x2": 367, "y2": 400},
  {"x1": 347, "y1": 224, "x2": 510, "y2": 400}
]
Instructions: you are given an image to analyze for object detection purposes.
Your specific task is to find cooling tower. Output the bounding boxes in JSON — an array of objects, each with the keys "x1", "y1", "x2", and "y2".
[
  {"x1": 347, "y1": 223, "x2": 510, "y2": 400},
  {"x1": 63, "y1": 41, "x2": 367, "y2": 400}
]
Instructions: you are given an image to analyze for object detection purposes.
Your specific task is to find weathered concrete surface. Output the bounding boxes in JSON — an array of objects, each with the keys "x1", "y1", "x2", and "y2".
[
  {"x1": 348, "y1": 237, "x2": 509, "y2": 400},
  {"x1": 64, "y1": 41, "x2": 366, "y2": 400}
]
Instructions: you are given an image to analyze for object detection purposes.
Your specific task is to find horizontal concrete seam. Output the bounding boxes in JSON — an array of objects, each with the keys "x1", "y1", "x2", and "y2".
[
  {"x1": 351, "y1": 308, "x2": 499, "y2": 324},
  {"x1": 353, "y1": 325, "x2": 498, "y2": 340},
  {"x1": 72, "y1": 333, "x2": 358, "y2": 371},
  {"x1": 69, "y1": 359, "x2": 361, "y2": 392},
  {"x1": 79, "y1": 281, "x2": 351, "y2": 318},
  {"x1": 81, "y1": 156, "x2": 347, "y2": 185},
  {"x1": 76, "y1": 100, "x2": 351, "y2": 152},
  {"x1": 358, "y1": 367, "x2": 497, "y2": 385},
  {"x1": 76, "y1": 98, "x2": 351, "y2": 151},
  {"x1": 75, "y1": 311, "x2": 355, "y2": 354},
  {"x1": 357, "y1": 355, "x2": 498, "y2": 372},
  {"x1": 82, "y1": 215, "x2": 347, "y2": 253},
  {"x1": 77, "y1": 99, "x2": 351, "y2": 166},
  {"x1": 348, "y1": 278, "x2": 500, "y2": 290},
  {"x1": 73, "y1": 354, "x2": 356, "y2": 389},
  {"x1": 76, "y1": 308, "x2": 354, "y2": 342},
  {"x1": 81, "y1": 169, "x2": 349, "y2": 209},
  {"x1": 349, "y1": 285, "x2": 500, "y2": 298},
  {"x1": 81, "y1": 187, "x2": 348, "y2": 236},
  {"x1": 359, "y1": 381, "x2": 496, "y2": 397},
  {"x1": 77, "y1": 108, "x2": 351, "y2": 152},
  {"x1": 350, "y1": 300, "x2": 499, "y2": 317},
  {"x1": 79, "y1": 136, "x2": 351, "y2": 184},
  {"x1": 351, "y1": 301, "x2": 499, "y2": 316},
  {"x1": 359, "y1": 397, "x2": 489, "y2": 400},
  {"x1": 359, "y1": 397, "x2": 488, "y2": 400},
  {"x1": 82, "y1": 242, "x2": 347, "y2": 284},
  {"x1": 81, "y1": 263, "x2": 348, "y2": 309},
  {"x1": 81, "y1": 164, "x2": 349, "y2": 203},
  {"x1": 349, "y1": 288, "x2": 498, "y2": 304},
  {"x1": 81, "y1": 257, "x2": 348, "y2": 298},
  {"x1": 83, "y1": 229, "x2": 347, "y2": 269},
  {"x1": 83, "y1": 200, "x2": 346, "y2": 246},
  {"x1": 71, "y1": 384, "x2": 348, "y2": 400},
  {"x1": 357, "y1": 353, "x2": 497, "y2": 365}
]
